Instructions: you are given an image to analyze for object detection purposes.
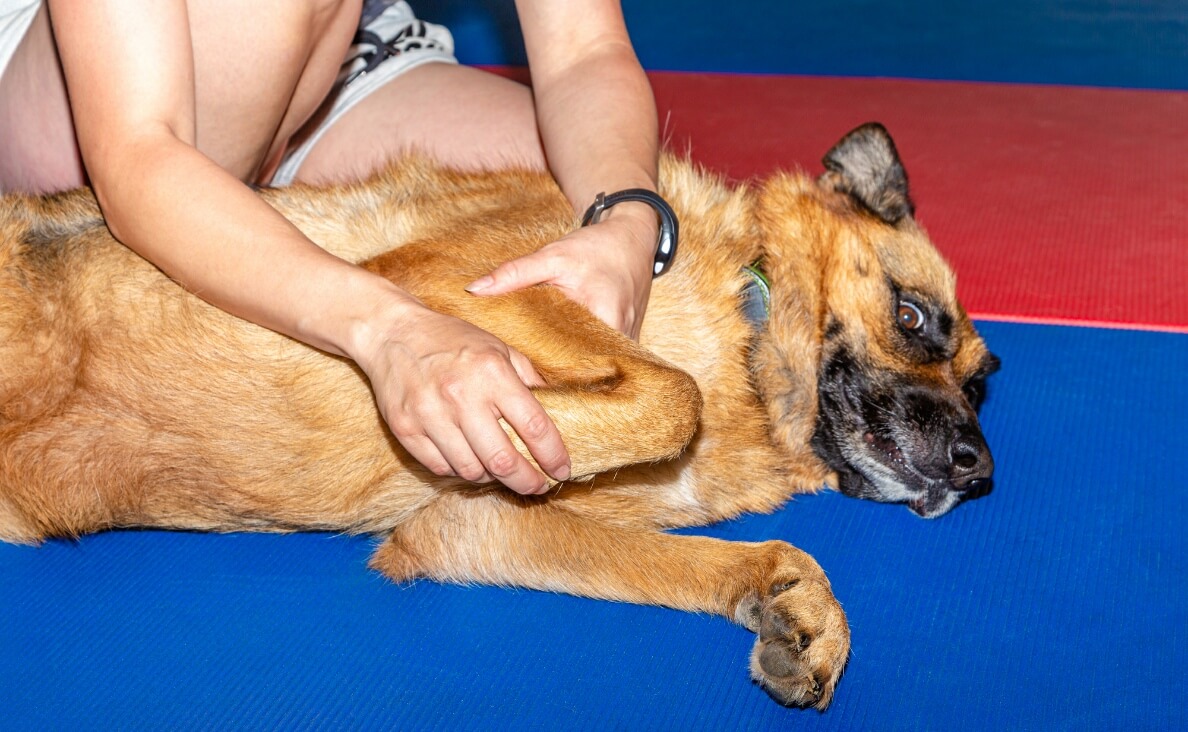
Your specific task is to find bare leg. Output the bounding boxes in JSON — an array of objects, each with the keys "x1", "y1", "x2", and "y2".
[
  {"x1": 292, "y1": 62, "x2": 547, "y2": 186},
  {"x1": 0, "y1": 0, "x2": 363, "y2": 194},
  {"x1": 0, "y1": 4, "x2": 83, "y2": 194}
]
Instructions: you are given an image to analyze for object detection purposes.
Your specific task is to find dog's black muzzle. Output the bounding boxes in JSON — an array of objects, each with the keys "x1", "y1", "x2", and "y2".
[{"x1": 814, "y1": 364, "x2": 995, "y2": 518}]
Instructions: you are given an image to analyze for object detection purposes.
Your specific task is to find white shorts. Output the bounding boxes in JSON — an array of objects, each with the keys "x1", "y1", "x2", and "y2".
[
  {"x1": 270, "y1": 0, "x2": 456, "y2": 186},
  {"x1": 0, "y1": 0, "x2": 40, "y2": 83}
]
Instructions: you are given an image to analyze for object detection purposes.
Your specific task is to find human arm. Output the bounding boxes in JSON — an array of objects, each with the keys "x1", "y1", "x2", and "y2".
[
  {"x1": 46, "y1": 0, "x2": 570, "y2": 492},
  {"x1": 465, "y1": 0, "x2": 661, "y2": 340}
]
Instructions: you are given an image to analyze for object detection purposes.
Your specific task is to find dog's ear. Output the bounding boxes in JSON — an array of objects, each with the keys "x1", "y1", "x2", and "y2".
[{"x1": 820, "y1": 123, "x2": 914, "y2": 224}]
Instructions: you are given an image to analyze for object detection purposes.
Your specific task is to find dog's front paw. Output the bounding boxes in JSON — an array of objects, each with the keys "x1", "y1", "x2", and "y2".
[{"x1": 734, "y1": 543, "x2": 850, "y2": 709}]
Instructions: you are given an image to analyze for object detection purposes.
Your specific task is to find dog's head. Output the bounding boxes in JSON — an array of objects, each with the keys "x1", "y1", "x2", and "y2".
[{"x1": 755, "y1": 124, "x2": 999, "y2": 518}]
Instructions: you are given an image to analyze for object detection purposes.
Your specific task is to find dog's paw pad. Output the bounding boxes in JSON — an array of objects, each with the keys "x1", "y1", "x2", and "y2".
[{"x1": 745, "y1": 574, "x2": 849, "y2": 709}]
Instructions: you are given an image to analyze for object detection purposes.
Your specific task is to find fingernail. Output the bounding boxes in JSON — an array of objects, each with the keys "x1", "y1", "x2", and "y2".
[
  {"x1": 465, "y1": 276, "x2": 493, "y2": 293},
  {"x1": 556, "y1": 463, "x2": 571, "y2": 481}
]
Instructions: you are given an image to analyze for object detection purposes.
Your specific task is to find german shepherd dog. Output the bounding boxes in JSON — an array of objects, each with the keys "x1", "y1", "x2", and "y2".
[{"x1": 0, "y1": 124, "x2": 998, "y2": 708}]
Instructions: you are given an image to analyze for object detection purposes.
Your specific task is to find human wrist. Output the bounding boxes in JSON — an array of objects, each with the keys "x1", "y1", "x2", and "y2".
[
  {"x1": 603, "y1": 200, "x2": 661, "y2": 250},
  {"x1": 349, "y1": 291, "x2": 427, "y2": 369},
  {"x1": 300, "y1": 267, "x2": 424, "y2": 367},
  {"x1": 581, "y1": 189, "x2": 678, "y2": 278}
]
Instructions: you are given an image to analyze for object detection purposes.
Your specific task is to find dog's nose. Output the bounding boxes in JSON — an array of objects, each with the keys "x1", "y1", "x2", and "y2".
[{"x1": 949, "y1": 429, "x2": 993, "y2": 491}]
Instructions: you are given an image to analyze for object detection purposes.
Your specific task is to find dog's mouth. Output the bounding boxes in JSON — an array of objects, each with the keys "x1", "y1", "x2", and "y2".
[
  {"x1": 812, "y1": 346, "x2": 996, "y2": 518},
  {"x1": 863, "y1": 430, "x2": 904, "y2": 468},
  {"x1": 905, "y1": 489, "x2": 962, "y2": 519},
  {"x1": 905, "y1": 478, "x2": 994, "y2": 518},
  {"x1": 843, "y1": 429, "x2": 992, "y2": 519}
]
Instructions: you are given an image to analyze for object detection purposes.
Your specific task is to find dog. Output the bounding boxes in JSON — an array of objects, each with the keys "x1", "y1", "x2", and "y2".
[{"x1": 0, "y1": 123, "x2": 998, "y2": 708}]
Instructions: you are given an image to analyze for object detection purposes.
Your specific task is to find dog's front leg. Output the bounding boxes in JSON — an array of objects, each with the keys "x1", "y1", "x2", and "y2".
[{"x1": 371, "y1": 491, "x2": 850, "y2": 708}]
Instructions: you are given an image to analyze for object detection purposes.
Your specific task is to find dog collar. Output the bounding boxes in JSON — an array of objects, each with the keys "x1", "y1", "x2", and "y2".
[
  {"x1": 581, "y1": 189, "x2": 679, "y2": 277},
  {"x1": 741, "y1": 262, "x2": 770, "y2": 326}
]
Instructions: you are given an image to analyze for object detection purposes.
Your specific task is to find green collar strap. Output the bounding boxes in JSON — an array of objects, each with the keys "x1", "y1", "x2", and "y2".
[{"x1": 741, "y1": 262, "x2": 770, "y2": 326}]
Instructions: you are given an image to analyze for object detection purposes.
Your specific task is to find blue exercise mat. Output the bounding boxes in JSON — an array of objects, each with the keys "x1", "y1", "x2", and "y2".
[{"x1": 1, "y1": 321, "x2": 1184, "y2": 730}]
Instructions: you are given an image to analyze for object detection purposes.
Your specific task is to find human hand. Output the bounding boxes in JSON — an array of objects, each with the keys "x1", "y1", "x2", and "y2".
[
  {"x1": 464, "y1": 203, "x2": 658, "y2": 339},
  {"x1": 351, "y1": 300, "x2": 570, "y2": 495}
]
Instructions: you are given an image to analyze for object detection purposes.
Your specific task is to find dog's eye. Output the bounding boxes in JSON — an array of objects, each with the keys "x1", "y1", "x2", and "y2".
[{"x1": 897, "y1": 301, "x2": 925, "y2": 331}]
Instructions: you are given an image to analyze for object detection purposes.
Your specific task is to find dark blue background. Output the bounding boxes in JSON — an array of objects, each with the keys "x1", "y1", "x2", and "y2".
[{"x1": 429, "y1": 0, "x2": 1188, "y2": 90}]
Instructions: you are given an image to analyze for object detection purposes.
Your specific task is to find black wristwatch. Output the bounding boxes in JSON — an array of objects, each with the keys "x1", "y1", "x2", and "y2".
[{"x1": 581, "y1": 189, "x2": 679, "y2": 277}]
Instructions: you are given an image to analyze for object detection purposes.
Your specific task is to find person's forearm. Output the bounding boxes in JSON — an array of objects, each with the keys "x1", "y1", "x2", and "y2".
[
  {"x1": 527, "y1": 42, "x2": 661, "y2": 272},
  {"x1": 89, "y1": 134, "x2": 414, "y2": 360},
  {"x1": 529, "y1": 42, "x2": 659, "y2": 219}
]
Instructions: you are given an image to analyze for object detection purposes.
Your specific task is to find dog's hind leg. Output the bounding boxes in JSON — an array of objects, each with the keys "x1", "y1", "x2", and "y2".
[
  {"x1": 363, "y1": 246, "x2": 705, "y2": 483},
  {"x1": 522, "y1": 350, "x2": 703, "y2": 483},
  {"x1": 371, "y1": 491, "x2": 850, "y2": 709},
  {"x1": 426, "y1": 284, "x2": 705, "y2": 483}
]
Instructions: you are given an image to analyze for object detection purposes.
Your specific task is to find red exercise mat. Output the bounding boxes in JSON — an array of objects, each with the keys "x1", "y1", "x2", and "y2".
[{"x1": 645, "y1": 72, "x2": 1188, "y2": 332}]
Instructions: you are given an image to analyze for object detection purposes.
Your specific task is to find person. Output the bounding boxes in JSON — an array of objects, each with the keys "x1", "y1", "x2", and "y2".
[{"x1": 0, "y1": 0, "x2": 663, "y2": 495}]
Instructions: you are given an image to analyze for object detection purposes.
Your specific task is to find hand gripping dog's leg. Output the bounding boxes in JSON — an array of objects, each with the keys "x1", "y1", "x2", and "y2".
[
  {"x1": 518, "y1": 349, "x2": 703, "y2": 482},
  {"x1": 366, "y1": 246, "x2": 706, "y2": 483},
  {"x1": 457, "y1": 296, "x2": 704, "y2": 481},
  {"x1": 370, "y1": 492, "x2": 850, "y2": 709}
]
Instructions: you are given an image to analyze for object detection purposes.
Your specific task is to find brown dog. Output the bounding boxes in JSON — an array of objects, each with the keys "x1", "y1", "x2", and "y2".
[{"x1": 0, "y1": 124, "x2": 997, "y2": 708}]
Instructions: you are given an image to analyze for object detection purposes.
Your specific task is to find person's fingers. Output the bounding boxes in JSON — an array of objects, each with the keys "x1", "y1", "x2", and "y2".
[
  {"x1": 392, "y1": 430, "x2": 457, "y2": 479},
  {"x1": 496, "y1": 383, "x2": 570, "y2": 486},
  {"x1": 385, "y1": 395, "x2": 496, "y2": 484},
  {"x1": 431, "y1": 349, "x2": 557, "y2": 493},
  {"x1": 364, "y1": 307, "x2": 569, "y2": 493},
  {"x1": 457, "y1": 407, "x2": 550, "y2": 495},
  {"x1": 456, "y1": 353, "x2": 564, "y2": 492},
  {"x1": 465, "y1": 249, "x2": 561, "y2": 296},
  {"x1": 417, "y1": 418, "x2": 497, "y2": 484},
  {"x1": 507, "y1": 346, "x2": 546, "y2": 388}
]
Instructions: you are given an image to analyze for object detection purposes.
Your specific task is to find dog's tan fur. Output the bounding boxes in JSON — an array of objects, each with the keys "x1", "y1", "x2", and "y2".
[{"x1": 0, "y1": 127, "x2": 995, "y2": 708}]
